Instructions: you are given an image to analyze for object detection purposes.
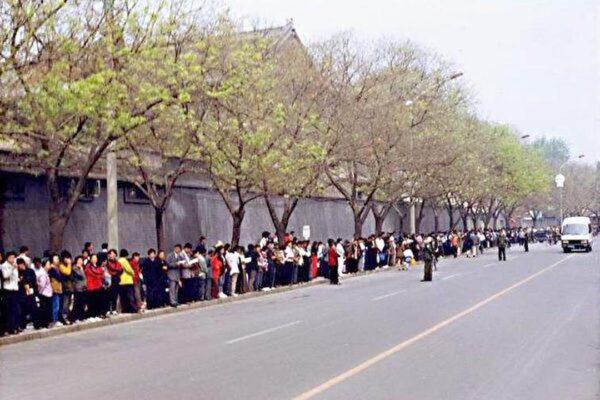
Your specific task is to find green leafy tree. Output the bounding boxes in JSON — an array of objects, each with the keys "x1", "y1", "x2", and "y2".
[{"x1": 1, "y1": 1, "x2": 193, "y2": 251}]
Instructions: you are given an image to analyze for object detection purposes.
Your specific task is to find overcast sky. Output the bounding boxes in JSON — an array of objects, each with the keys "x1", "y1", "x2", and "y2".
[{"x1": 225, "y1": 0, "x2": 599, "y2": 163}]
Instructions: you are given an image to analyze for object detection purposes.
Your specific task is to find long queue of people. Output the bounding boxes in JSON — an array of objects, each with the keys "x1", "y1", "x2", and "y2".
[{"x1": 0, "y1": 227, "x2": 526, "y2": 336}]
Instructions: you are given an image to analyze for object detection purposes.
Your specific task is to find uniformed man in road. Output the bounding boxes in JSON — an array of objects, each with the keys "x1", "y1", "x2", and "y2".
[
  {"x1": 422, "y1": 236, "x2": 434, "y2": 282},
  {"x1": 498, "y1": 229, "x2": 507, "y2": 261}
]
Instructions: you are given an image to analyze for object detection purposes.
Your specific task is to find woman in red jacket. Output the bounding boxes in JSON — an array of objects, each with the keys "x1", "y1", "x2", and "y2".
[
  {"x1": 85, "y1": 254, "x2": 105, "y2": 318},
  {"x1": 210, "y1": 245, "x2": 224, "y2": 299}
]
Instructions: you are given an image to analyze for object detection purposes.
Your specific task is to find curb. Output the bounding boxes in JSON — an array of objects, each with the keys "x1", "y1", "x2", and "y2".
[{"x1": 0, "y1": 266, "x2": 395, "y2": 346}]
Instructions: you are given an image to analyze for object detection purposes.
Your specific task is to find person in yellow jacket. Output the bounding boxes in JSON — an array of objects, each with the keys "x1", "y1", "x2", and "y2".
[
  {"x1": 58, "y1": 252, "x2": 74, "y2": 324},
  {"x1": 118, "y1": 249, "x2": 137, "y2": 313}
]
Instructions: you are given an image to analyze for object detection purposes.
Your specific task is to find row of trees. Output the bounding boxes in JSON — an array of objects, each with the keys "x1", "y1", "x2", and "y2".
[
  {"x1": 1, "y1": 1, "x2": 552, "y2": 251},
  {"x1": 527, "y1": 137, "x2": 599, "y2": 221}
]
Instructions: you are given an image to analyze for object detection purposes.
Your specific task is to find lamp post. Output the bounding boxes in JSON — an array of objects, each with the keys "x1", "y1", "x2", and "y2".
[{"x1": 555, "y1": 154, "x2": 585, "y2": 225}]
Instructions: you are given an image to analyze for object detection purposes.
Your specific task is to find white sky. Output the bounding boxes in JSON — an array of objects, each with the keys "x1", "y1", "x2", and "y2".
[{"x1": 225, "y1": 0, "x2": 600, "y2": 163}]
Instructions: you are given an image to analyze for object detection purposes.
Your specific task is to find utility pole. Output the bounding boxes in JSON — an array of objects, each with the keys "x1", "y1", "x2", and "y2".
[
  {"x1": 409, "y1": 202, "x2": 416, "y2": 234},
  {"x1": 104, "y1": 0, "x2": 119, "y2": 250},
  {"x1": 107, "y1": 147, "x2": 119, "y2": 250}
]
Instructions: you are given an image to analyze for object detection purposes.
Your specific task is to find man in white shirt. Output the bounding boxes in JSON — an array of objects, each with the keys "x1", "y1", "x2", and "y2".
[
  {"x1": 1, "y1": 252, "x2": 21, "y2": 334},
  {"x1": 225, "y1": 247, "x2": 240, "y2": 296},
  {"x1": 17, "y1": 246, "x2": 32, "y2": 268},
  {"x1": 335, "y1": 239, "x2": 345, "y2": 275}
]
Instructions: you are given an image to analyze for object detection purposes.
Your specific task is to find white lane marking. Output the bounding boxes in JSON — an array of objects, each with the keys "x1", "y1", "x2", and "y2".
[
  {"x1": 225, "y1": 320, "x2": 301, "y2": 344},
  {"x1": 293, "y1": 254, "x2": 574, "y2": 400},
  {"x1": 371, "y1": 290, "x2": 406, "y2": 301},
  {"x1": 441, "y1": 273, "x2": 459, "y2": 280},
  {"x1": 483, "y1": 263, "x2": 496, "y2": 268}
]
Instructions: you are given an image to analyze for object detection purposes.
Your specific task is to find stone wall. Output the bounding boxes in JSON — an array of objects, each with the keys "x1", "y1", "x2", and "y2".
[
  {"x1": 0, "y1": 172, "x2": 505, "y2": 255},
  {"x1": 0, "y1": 173, "x2": 400, "y2": 255}
]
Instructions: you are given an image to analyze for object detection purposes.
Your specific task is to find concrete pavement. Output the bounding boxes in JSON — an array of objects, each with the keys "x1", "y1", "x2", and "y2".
[{"x1": 1, "y1": 244, "x2": 598, "y2": 400}]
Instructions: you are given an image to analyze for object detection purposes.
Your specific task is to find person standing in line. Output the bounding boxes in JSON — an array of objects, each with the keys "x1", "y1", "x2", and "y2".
[
  {"x1": 17, "y1": 246, "x2": 32, "y2": 268},
  {"x1": 263, "y1": 242, "x2": 277, "y2": 291},
  {"x1": 498, "y1": 229, "x2": 507, "y2": 261},
  {"x1": 71, "y1": 256, "x2": 87, "y2": 322},
  {"x1": 210, "y1": 243, "x2": 225, "y2": 299},
  {"x1": 195, "y1": 236, "x2": 207, "y2": 254},
  {"x1": 327, "y1": 240, "x2": 339, "y2": 285},
  {"x1": 85, "y1": 254, "x2": 105, "y2": 318},
  {"x1": 97, "y1": 243, "x2": 109, "y2": 264},
  {"x1": 140, "y1": 249, "x2": 165, "y2": 309},
  {"x1": 35, "y1": 258, "x2": 53, "y2": 328},
  {"x1": 58, "y1": 252, "x2": 74, "y2": 324},
  {"x1": 118, "y1": 249, "x2": 136, "y2": 313},
  {"x1": 106, "y1": 249, "x2": 123, "y2": 315},
  {"x1": 225, "y1": 245, "x2": 241, "y2": 297},
  {"x1": 166, "y1": 244, "x2": 185, "y2": 307},
  {"x1": 237, "y1": 246, "x2": 250, "y2": 294},
  {"x1": 48, "y1": 254, "x2": 63, "y2": 326},
  {"x1": 180, "y1": 243, "x2": 198, "y2": 303},
  {"x1": 336, "y1": 238, "x2": 346, "y2": 274},
  {"x1": 16, "y1": 257, "x2": 37, "y2": 330},
  {"x1": 197, "y1": 248, "x2": 209, "y2": 300},
  {"x1": 246, "y1": 244, "x2": 259, "y2": 292},
  {"x1": 523, "y1": 228, "x2": 530, "y2": 252},
  {"x1": 129, "y1": 252, "x2": 143, "y2": 311},
  {"x1": 1, "y1": 252, "x2": 20, "y2": 334}
]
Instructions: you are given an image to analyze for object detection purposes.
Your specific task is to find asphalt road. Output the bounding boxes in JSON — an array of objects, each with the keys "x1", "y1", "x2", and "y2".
[{"x1": 1, "y1": 243, "x2": 598, "y2": 400}]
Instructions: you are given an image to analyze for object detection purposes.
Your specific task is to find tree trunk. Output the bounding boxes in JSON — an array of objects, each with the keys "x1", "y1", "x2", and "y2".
[
  {"x1": 415, "y1": 199, "x2": 427, "y2": 233},
  {"x1": 371, "y1": 202, "x2": 392, "y2": 235},
  {"x1": 374, "y1": 214, "x2": 384, "y2": 235},
  {"x1": 446, "y1": 200, "x2": 455, "y2": 230},
  {"x1": 154, "y1": 207, "x2": 166, "y2": 251},
  {"x1": 484, "y1": 212, "x2": 493, "y2": 229},
  {"x1": 49, "y1": 207, "x2": 68, "y2": 253},
  {"x1": 231, "y1": 209, "x2": 245, "y2": 247},
  {"x1": 461, "y1": 214, "x2": 468, "y2": 231},
  {"x1": 432, "y1": 206, "x2": 439, "y2": 232},
  {"x1": 264, "y1": 195, "x2": 299, "y2": 243},
  {"x1": 354, "y1": 214, "x2": 364, "y2": 238}
]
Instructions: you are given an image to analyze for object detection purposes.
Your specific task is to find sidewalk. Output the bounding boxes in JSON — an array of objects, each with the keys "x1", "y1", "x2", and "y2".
[{"x1": 0, "y1": 266, "x2": 398, "y2": 346}]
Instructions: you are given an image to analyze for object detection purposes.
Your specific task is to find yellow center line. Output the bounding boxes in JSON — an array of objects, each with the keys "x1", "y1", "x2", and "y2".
[{"x1": 293, "y1": 254, "x2": 573, "y2": 400}]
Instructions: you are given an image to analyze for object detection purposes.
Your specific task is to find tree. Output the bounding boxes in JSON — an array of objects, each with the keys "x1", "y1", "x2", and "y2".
[
  {"x1": 561, "y1": 163, "x2": 596, "y2": 217},
  {"x1": 0, "y1": 1, "x2": 194, "y2": 251},
  {"x1": 317, "y1": 38, "x2": 465, "y2": 237},
  {"x1": 257, "y1": 35, "x2": 329, "y2": 241},
  {"x1": 121, "y1": 5, "x2": 213, "y2": 250},
  {"x1": 531, "y1": 136, "x2": 570, "y2": 169},
  {"x1": 187, "y1": 23, "x2": 287, "y2": 246}
]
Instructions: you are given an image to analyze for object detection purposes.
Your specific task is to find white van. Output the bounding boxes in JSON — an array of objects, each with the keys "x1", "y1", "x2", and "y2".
[{"x1": 561, "y1": 216, "x2": 593, "y2": 252}]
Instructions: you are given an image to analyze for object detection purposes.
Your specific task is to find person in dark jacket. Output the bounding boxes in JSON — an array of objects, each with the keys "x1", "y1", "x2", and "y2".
[
  {"x1": 141, "y1": 249, "x2": 167, "y2": 309},
  {"x1": 106, "y1": 249, "x2": 122, "y2": 314},
  {"x1": 422, "y1": 237, "x2": 434, "y2": 282},
  {"x1": 17, "y1": 257, "x2": 37, "y2": 330},
  {"x1": 71, "y1": 256, "x2": 87, "y2": 322},
  {"x1": 498, "y1": 230, "x2": 508, "y2": 261}
]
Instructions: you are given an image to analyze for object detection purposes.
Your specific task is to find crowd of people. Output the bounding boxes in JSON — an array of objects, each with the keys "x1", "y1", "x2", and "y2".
[{"x1": 0, "y1": 227, "x2": 536, "y2": 336}]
